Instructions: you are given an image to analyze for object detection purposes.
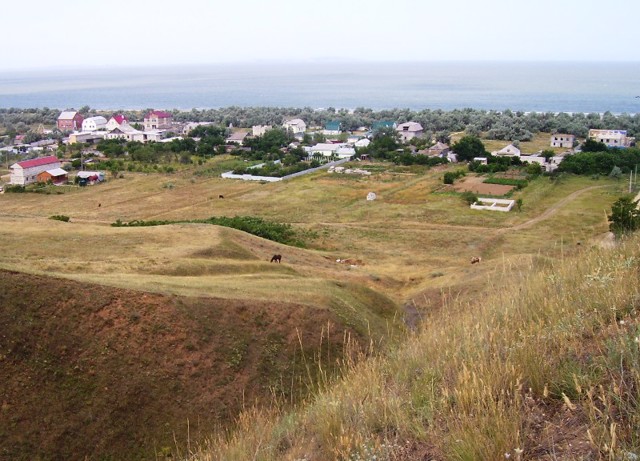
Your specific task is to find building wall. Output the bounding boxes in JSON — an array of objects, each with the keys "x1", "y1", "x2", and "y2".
[
  {"x1": 550, "y1": 134, "x2": 574, "y2": 148},
  {"x1": 10, "y1": 161, "x2": 61, "y2": 185}
]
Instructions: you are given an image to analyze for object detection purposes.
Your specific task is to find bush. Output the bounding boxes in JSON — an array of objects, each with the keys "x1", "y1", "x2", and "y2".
[
  {"x1": 49, "y1": 215, "x2": 70, "y2": 222},
  {"x1": 461, "y1": 191, "x2": 478, "y2": 205},
  {"x1": 443, "y1": 169, "x2": 466, "y2": 185},
  {"x1": 112, "y1": 216, "x2": 305, "y2": 247},
  {"x1": 3, "y1": 184, "x2": 26, "y2": 193}
]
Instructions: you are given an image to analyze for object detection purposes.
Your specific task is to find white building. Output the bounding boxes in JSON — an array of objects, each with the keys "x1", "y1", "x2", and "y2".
[
  {"x1": 105, "y1": 115, "x2": 129, "y2": 131},
  {"x1": 105, "y1": 123, "x2": 146, "y2": 142},
  {"x1": 396, "y1": 122, "x2": 424, "y2": 142},
  {"x1": 283, "y1": 118, "x2": 307, "y2": 134},
  {"x1": 10, "y1": 155, "x2": 61, "y2": 186},
  {"x1": 82, "y1": 116, "x2": 108, "y2": 132},
  {"x1": 588, "y1": 129, "x2": 632, "y2": 148},
  {"x1": 550, "y1": 134, "x2": 575, "y2": 148},
  {"x1": 493, "y1": 144, "x2": 521, "y2": 157},
  {"x1": 306, "y1": 143, "x2": 355, "y2": 159},
  {"x1": 252, "y1": 125, "x2": 272, "y2": 137}
]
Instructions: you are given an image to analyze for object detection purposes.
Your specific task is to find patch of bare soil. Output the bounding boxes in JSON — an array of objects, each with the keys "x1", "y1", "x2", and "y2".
[
  {"x1": 454, "y1": 175, "x2": 514, "y2": 195},
  {"x1": 0, "y1": 269, "x2": 364, "y2": 461}
]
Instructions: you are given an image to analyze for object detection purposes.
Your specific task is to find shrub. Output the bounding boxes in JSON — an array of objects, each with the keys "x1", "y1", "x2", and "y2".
[
  {"x1": 461, "y1": 191, "x2": 478, "y2": 205},
  {"x1": 3, "y1": 184, "x2": 26, "y2": 193},
  {"x1": 49, "y1": 215, "x2": 70, "y2": 222}
]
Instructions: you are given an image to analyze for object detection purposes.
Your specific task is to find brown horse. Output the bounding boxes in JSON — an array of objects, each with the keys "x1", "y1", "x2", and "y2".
[
  {"x1": 470, "y1": 256, "x2": 481, "y2": 264},
  {"x1": 270, "y1": 254, "x2": 282, "y2": 263}
]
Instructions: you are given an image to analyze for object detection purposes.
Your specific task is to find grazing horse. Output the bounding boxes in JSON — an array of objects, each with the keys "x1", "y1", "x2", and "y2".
[
  {"x1": 270, "y1": 254, "x2": 282, "y2": 263},
  {"x1": 470, "y1": 256, "x2": 481, "y2": 264},
  {"x1": 219, "y1": 194, "x2": 224, "y2": 199}
]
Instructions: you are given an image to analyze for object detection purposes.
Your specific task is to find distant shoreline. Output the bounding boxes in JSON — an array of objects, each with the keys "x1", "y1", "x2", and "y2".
[{"x1": 1, "y1": 62, "x2": 639, "y2": 113}]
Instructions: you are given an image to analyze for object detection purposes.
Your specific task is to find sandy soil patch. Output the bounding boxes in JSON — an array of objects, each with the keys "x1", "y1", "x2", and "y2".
[{"x1": 454, "y1": 175, "x2": 514, "y2": 195}]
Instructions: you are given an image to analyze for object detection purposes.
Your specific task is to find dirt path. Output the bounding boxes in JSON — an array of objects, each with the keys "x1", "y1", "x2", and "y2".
[{"x1": 508, "y1": 185, "x2": 606, "y2": 231}]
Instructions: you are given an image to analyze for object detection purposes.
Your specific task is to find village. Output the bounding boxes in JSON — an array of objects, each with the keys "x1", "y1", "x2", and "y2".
[{"x1": 0, "y1": 108, "x2": 636, "y2": 192}]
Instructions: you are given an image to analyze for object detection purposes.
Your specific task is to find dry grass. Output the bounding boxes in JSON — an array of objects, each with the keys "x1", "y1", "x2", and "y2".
[
  {"x1": 0, "y1": 157, "x2": 634, "y2": 459},
  {"x1": 189, "y1": 236, "x2": 640, "y2": 461}
]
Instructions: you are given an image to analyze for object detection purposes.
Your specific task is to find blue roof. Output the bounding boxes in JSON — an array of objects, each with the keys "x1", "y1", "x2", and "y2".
[{"x1": 324, "y1": 120, "x2": 341, "y2": 131}]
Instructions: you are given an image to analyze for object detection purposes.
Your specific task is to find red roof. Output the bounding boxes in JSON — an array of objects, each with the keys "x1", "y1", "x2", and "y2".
[
  {"x1": 145, "y1": 110, "x2": 172, "y2": 119},
  {"x1": 15, "y1": 155, "x2": 60, "y2": 169},
  {"x1": 112, "y1": 114, "x2": 128, "y2": 124}
]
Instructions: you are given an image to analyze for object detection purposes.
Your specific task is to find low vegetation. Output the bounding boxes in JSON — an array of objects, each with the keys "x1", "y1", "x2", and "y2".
[
  {"x1": 190, "y1": 236, "x2": 640, "y2": 461},
  {"x1": 112, "y1": 216, "x2": 309, "y2": 247}
]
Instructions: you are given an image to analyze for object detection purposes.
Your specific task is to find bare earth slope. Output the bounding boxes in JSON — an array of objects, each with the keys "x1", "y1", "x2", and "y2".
[{"x1": 0, "y1": 269, "x2": 385, "y2": 461}]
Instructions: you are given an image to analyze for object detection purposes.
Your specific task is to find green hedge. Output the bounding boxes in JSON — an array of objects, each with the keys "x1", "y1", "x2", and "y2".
[{"x1": 112, "y1": 216, "x2": 304, "y2": 247}]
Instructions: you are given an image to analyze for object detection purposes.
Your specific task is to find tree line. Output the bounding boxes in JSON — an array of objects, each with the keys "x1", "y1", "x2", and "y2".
[{"x1": 2, "y1": 107, "x2": 639, "y2": 145}]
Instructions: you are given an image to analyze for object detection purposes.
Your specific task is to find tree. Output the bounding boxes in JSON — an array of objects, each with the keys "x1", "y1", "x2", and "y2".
[
  {"x1": 540, "y1": 149, "x2": 555, "y2": 162},
  {"x1": 451, "y1": 135, "x2": 487, "y2": 162},
  {"x1": 581, "y1": 139, "x2": 608, "y2": 153},
  {"x1": 608, "y1": 196, "x2": 640, "y2": 237}
]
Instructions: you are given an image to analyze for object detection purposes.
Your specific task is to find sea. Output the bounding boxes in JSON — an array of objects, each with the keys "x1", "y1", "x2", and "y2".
[{"x1": 0, "y1": 61, "x2": 638, "y2": 113}]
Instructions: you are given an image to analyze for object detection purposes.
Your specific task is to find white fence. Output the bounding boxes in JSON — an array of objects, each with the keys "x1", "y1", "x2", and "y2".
[
  {"x1": 221, "y1": 158, "x2": 350, "y2": 182},
  {"x1": 470, "y1": 197, "x2": 515, "y2": 212}
]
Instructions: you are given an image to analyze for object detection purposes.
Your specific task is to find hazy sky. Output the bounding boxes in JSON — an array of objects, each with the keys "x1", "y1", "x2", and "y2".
[{"x1": 3, "y1": 0, "x2": 639, "y2": 71}]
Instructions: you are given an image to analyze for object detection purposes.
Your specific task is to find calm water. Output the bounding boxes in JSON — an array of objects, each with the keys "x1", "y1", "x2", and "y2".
[{"x1": 0, "y1": 62, "x2": 638, "y2": 113}]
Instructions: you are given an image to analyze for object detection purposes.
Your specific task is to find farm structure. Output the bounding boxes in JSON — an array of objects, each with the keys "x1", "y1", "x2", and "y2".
[{"x1": 470, "y1": 198, "x2": 516, "y2": 212}]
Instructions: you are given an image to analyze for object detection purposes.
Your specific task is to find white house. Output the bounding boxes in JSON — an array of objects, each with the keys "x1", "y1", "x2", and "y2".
[
  {"x1": 10, "y1": 155, "x2": 61, "y2": 186},
  {"x1": 396, "y1": 122, "x2": 424, "y2": 142},
  {"x1": 550, "y1": 134, "x2": 575, "y2": 148},
  {"x1": 493, "y1": 144, "x2": 521, "y2": 157},
  {"x1": 306, "y1": 143, "x2": 355, "y2": 159},
  {"x1": 283, "y1": 118, "x2": 307, "y2": 134},
  {"x1": 105, "y1": 123, "x2": 146, "y2": 142},
  {"x1": 252, "y1": 125, "x2": 272, "y2": 137},
  {"x1": 82, "y1": 116, "x2": 108, "y2": 132},
  {"x1": 588, "y1": 129, "x2": 632, "y2": 148},
  {"x1": 354, "y1": 138, "x2": 371, "y2": 148},
  {"x1": 106, "y1": 115, "x2": 129, "y2": 131},
  {"x1": 226, "y1": 131, "x2": 249, "y2": 145}
]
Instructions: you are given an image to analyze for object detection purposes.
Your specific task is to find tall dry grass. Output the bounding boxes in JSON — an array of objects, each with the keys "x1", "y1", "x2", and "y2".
[{"x1": 188, "y1": 236, "x2": 640, "y2": 461}]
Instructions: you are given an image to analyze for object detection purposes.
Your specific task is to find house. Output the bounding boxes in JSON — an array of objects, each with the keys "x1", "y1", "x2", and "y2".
[
  {"x1": 493, "y1": 144, "x2": 521, "y2": 157},
  {"x1": 521, "y1": 155, "x2": 562, "y2": 173},
  {"x1": 105, "y1": 124, "x2": 146, "y2": 142},
  {"x1": 323, "y1": 121, "x2": 342, "y2": 136},
  {"x1": 57, "y1": 111, "x2": 84, "y2": 131},
  {"x1": 37, "y1": 168, "x2": 68, "y2": 185},
  {"x1": 82, "y1": 116, "x2": 108, "y2": 132},
  {"x1": 282, "y1": 118, "x2": 307, "y2": 134},
  {"x1": 143, "y1": 110, "x2": 173, "y2": 131},
  {"x1": 226, "y1": 131, "x2": 249, "y2": 145},
  {"x1": 396, "y1": 122, "x2": 424, "y2": 142},
  {"x1": 252, "y1": 125, "x2": 272, "y2": 137},
  {"x1": 425, "y1": 142, "x2": 450, "y2": 157},
  {"x1": 550, "y1": 133, "x2": 575, "y2": 148},
  {"x1": 588, "y1": 129, "x2": 632, "y2": 148},
  {"x1": 10, "y1": 155, "x2": 61, "y2": 185},
  {"x1": 355, "y1": 138, "x2": 371, "y2": 148},
  {"x1": 306, "y1": 143, "x2": 355, "y2": 159},
  {"x1": 106, "y1": 114, "x2": 129, "y2": 131},
  {"x1": 68, "y1": 132, "x2": 105, "y2": 144}
]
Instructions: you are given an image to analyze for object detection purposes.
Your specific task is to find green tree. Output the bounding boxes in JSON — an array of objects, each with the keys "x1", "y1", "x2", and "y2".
[
  {"x1": 608, "y1": 196, "x2": 640, "y2": 237},
  {"x1": 451, "y1": 135, "x2": 487, "y2": 162},
  {"x1": 581, "y1": 139, "x2": 608, "y2": 153}
]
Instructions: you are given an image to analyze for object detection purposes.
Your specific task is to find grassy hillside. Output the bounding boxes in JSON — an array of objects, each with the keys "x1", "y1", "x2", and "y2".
[
  {"x1": 190, "y1": 235, "x2": 640, "y2": 461},
  {"x1": 0, "y1": 157, "x2": 630, "y2": 459}
]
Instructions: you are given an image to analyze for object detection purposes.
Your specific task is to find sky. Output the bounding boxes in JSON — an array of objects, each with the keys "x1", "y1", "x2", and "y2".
[{"x1": 2, "y1": 0, "x2": 640, "y2": 71}]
